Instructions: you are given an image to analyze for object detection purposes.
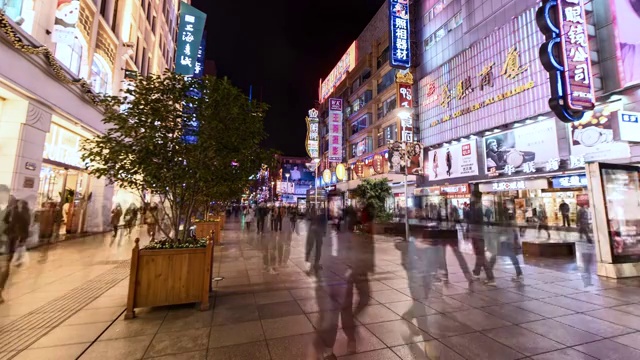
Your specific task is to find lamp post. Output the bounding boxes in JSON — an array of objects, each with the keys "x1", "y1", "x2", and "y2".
[
  {"x1": 271, "y1": 181, "x2": 275, "y2": 202},
  {"x1": 285, "y1": 173, "x2": 290, "y2": 202}
]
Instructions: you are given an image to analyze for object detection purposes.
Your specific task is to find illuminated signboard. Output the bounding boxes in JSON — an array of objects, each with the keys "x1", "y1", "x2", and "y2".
[
  {"x1": 175, "y1": 3, "x2": 207, "y2": 76},
  {"x1": 328, "y1": 98, "x2": 343, "y2": 162},
  {"x1": 319, "y1": 42, "x2": 357, "y2": 103},
  {"x1": 306, "y1": 108, "x2": 320, "y2": 159},
  {"x1": 537, "y1": 0, "x2": 594, "y2": 122},
  {"x1": 389, "y1": 0, "x2": 411, "y2": 69},
  {"x1": 193, "y1": 33, "x2": 206, "y2": 79}
]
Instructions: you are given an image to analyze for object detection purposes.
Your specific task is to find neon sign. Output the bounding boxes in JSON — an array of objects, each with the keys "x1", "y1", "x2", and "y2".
[
  {"x1": 537, "y1": 0, "x2": 594, "y2": 122},
  {"x1": 319, "y1": 42, "x2": 357, "y2": 103},
  {"x1": 305, "y1": 109, "x2": 320, "y2": 159},
  {"x1": 175, "y1": 3, "x2": 207, "y2": 76},
  {"x1": 389, "y1": 0, "x2": 411, "y2": 69},
  {"x1": 328, "y1": 99, "x2": 343, "y2": 162}
]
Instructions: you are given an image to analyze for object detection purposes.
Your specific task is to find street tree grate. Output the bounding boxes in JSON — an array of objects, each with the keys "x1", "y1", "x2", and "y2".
[{"x1": 0, "y1": 261, "x2": 130, "y2": 357}]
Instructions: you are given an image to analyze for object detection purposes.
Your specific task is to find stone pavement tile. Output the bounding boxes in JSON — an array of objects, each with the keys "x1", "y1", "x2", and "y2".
[
  {"x1": 332, "y1": 326, "x2": 386, "y2": 356},
  {"x1": 483, "y1": 325, "x2": 564, "y2": 356},
  {"x1": 266, "y1": 332, "x2": 316, "y2": 359},
  {"x1": 554, "y1": 314, "x2": 635, "y2": 338},
  {"x1": 212, "y1": 304, "x2": 259, "y2": 326},
  {"x1": 449, "y1": 293, "x2": 502, "y2": 308},
  {"x1": 30, "y1": 322, "x2": 111, "y2": 348},
  {"x1": 296, "y1": 296, "x2": 340, "y2": 313},
  {"x1": 384, "y1": 300, "x2": 439, "y2": 320},
  {"x1": 585, "y1": 308, "x2": 640, "y2": 330},
  {"x1": 446, "y1": 309, "x2": 512, "y2": 331},
  {"x1": 554, "y1": 280, "x2": 620, "y2": 292},
  {"x1": 480, "y1": 305, "x2": 544, "y2": 324},
  {"x1": 531, "y1": 348, "x2": 597, "y2": 360},
  {"x1": 612, "y1": 304, "x2": 640, "y2": 316},
  {"x1": 527, "y1": 273, "x2": 573, "y2": 283},
  {"x1": 368, "y1": 281, "x2": 394, "y2": 291},
  {"x1": 531, "y1": 284, "x2": 585, "y2": 296},
  {"x1": 13, "y1": 343, "x2": 89, "y2": 360},
  {"x1": 355, "y1": 304, "x2": 402, "y2": 325},
  {"x1": 540, "y1": 296, "x2": 602, "y2": 312},
  {"x1": 209, "y1": 320, "x2": 264, "y2": 348},
  {"x1": 207, "y1": 341, "x2": 271, "y2": 360},
  {"x1": 100, "y1": 316, "x2": 164, "y2": 340},
  {"x1": 520, "y1": 319, "x2": 602, "y2": 346},
  {"x1": 612, "y1": 332, "x2": 640, "y2": 351},
  {"x1": 257, "y1": 300, "x2": 303, "y2": 320},
  {"x1": 145, "y1": 328, "x2": 210, "y2": 358},
  {"x1": 441, "y1": 332, "x2": 523, "y2": 360},
  {"x1": 365, "y1": 319, "x2": 432, "y2": 347},
  {"x1": 338, "y1": 348, "x2": 401, "y2": 360},
  {"x1": 574, "y1": 339, "x2": 640, "y2": 359},
  {"x1": 511, "y1": 300, "x2": 575, "y2": 317},
  {"x1": 214, "y1": 294, "x2": 255, "y2": 307},
  {"x1": 0, "y1": 316, "x2": 18, "y2": 328},
  {"x1": 369, "y1": 289, "x2": 412, "y2": 304},
  {"x1": 290, "y1": 287, "x2": 321, "y2": 300},
  {"x1": 83, "y1": 295, "x2": 127, "y2": 310},
  {"x1": 253, "y1": 290, "x2": 293, "y2": 305},
  {"x1": 412, "y1": 314, "x2": 475, "y2": 339},
  {"x1": 61, "y1": 306, "x2": 124, "y2": 326},
  {"x1": 480, "y1": 289, "x2": 533, "y2": 303},
  {"x1": 158, "y1": 309, "x2": 213, "y2": 333},
  {"x1": 566, "y1": 292, "x2": 630, "y2": 307},
  {"x1": 421, "y1": 297, "x2": 470, "y2": 313},
  {"x1": 437, "y1": 285, "x2": 469, "y2": 296},
  {"x1": 261, "y1": 314, "x2": 314, "y2": 339},
  {"x1": 506, "y1": 286, "x2": 556, "y2": 300},
  {"x1": 80, "y1": 335, "x2": 153, "y2": 360},
  {"x1": 148, "y1": 350, "x2": 207, "y2": 360},
  {"x1": 597, "y1": 288, "x2": 640, "y2": 303},
  {"x1": 381, "y1": 279, "x2": 411, "y2": 289},
  {"x1": 391, "y1": 340, "x2": 464, "y2": 360}
]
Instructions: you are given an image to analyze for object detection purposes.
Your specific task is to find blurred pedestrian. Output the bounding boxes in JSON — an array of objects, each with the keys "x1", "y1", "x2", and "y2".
[
  {"x1": 110, "y1": 204, "x2": 123, "y2": 237},
  {"x1": 9, "y1": 200, "x2": 31, "y2": 267},
  {"x1": 305, "y1": 208, "x2": 327, "y2": 273},
  {"x1": 244, "y1": 206, "x2": 254, "y2": 231},
  {"x1": 123, "y1": 204, "x2": 137, "y2": 235},
  {"x1": 0, "y1": 189, "x2": 18, "y2": 303},
  {"x1": 145, "y1": 203, "x2": 159, "y2": 241},
  {"x1": 537, "y1": 205, "x2": 550, "y2": 240}
]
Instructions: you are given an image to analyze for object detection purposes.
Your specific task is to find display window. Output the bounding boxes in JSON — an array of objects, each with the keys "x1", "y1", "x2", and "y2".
[{"x1": 37, "y1": 165, "x2": 90, "y2": 235}]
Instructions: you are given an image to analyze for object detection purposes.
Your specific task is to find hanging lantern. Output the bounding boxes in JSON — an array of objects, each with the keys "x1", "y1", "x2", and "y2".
[
  {"x1": 373, "y1": 154, "x2": 385, "y2": 174},
  {"x1": 354, "y1": 160, "x2": 365, "y2": 178},
  {"x1": 322, "y1": 169, "x2": 332, "y2": 184},
  {"x1": 336, "y1": 163, "x2": 346, "y2": 180}
]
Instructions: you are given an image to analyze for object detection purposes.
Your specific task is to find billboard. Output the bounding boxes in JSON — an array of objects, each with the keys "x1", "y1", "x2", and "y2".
[
  {"x1": 52, "y1": 0, "x2": 80, "y2": 44},
  {"x1": 306, "y1": 109, "x2": 320, "y2": 159},
  {"x1": 483, "y1": 120, "x2": 560, "y2": 175},
  {"x1": 328, "y1": 98, "x2": 343, "y2": 162},
  {"x1": 175, "y1": 3, "x2": 207, "y2": 76},
  {"x1": 568, "y1": 103, "x2": 631, "y2": 162},
  {"x1": 319, "y1": 42, "x2": 357, "y2": 103},
  {"x1": 389, "y1": 0, "x2": 411, "y2": 69},
  {"x1": 282, "y1": 163, "x2": 315, "y2": 194},
  {"x1": 426, "y1": 140, "x2": 479, "y2": 181},
  {"x1": 611, "y1": 0, "x2": 640, "y2": 88}
]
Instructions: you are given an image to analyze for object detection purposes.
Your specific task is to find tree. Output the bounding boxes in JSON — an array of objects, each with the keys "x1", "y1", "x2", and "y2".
[
  {"x1": 352, "y1": 178, "x2": 392, "y2": 220},
  {"x1": 81, "y1": 72, "x2": 272, "y2": 243}
]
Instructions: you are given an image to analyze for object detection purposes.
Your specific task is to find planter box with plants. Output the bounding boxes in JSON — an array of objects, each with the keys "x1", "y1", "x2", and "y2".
[{"x1": 125, "y1": 237, "x2": 214, "y2": 319}]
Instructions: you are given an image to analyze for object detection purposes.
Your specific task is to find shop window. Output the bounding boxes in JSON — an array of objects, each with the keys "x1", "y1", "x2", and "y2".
[
  {"x1": 1, "y1": 0, "x2": 23, "y2": 22},
  {"x1": 423, "y1": 0, "x2": 453, "y2": 25},
  {"x1": 381, "y1": 95, "x2": 397, "y2": 119},
  {"x1": 351, "y1": 114, "x2": 370, "y2": 136},
  {"x1": 384, "y1": 124, "x2": 397, "y2": 143},
  {"x1": 54, "y1": 36, "x2": 84, "y2": 77},
  {"x1": 90, "y1": 54, "x2": 112, "y2": 94},
  {"x1": 377, "y1": 46, "x2": 389, "y2": 69},
  {"x1": 377, "y1": 69, "x2": 396, "y2": 94}
]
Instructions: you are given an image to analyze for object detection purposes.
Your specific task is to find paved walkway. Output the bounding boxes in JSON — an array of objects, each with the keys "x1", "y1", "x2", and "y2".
[{"x1": 4, "y1": 220, "x2": 640, "y2": 359}]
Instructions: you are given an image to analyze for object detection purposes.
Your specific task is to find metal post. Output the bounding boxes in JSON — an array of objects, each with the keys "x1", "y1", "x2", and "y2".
[
  {"x1": 314, "y1": 165, "x2": 318, "y2": 212},
  {"x1": 404, "y1": 143, "x2": 409, "y2": 241}
]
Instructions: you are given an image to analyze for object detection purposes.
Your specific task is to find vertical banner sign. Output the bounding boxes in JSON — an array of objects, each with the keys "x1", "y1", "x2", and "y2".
[
  {"x1": 175, "y1": 3, "x2": 207, "y2": 76},
  {"x1": 537, "y1": 0, "x2": 594, "y2": 123},
  {"x1": 52, "y1": 0, "x2": 80, "y2": 44},
  {"x1": 373, "y1": 154, "x2": 385, "y2": 174},
  {"x1": 306, "y1": 109, "x2": 320, "y2": 159},
  {"x1": 389, "y1": 0, "x2": 411, "y2": 69},
  {"x1": 193, "y1": 32, "x2": 206, "y2": 79},
  {"x1": 396, "y1": 72, "x2": 414, "y2": 142},
  {"x1": 328, "y1": 98, "x2": 343, "y2": 162}
]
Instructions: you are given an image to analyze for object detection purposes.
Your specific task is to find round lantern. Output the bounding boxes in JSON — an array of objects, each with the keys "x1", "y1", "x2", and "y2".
[
  {"x1": 336, "y1": 163, "x2": 346, "y2": 180},
  {"x1": 322, "y1": 169, "x2": 332, "y2": 184},
  {"x1": 373, "y1": 154, "x2": 385, "y2": 174},
  {"x1": 354, "y1": 160, "x2": 365, "y2": 178}
]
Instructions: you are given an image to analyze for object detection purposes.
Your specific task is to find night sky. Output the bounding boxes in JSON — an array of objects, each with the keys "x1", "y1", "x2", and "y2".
[{"x1": 191, "y1": 0, "x2": 386, "y2": 157}]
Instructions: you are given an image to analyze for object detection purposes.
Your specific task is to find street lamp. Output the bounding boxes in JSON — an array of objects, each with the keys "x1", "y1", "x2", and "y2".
[
  {"x1": 271, "y1": 181, "x2": 275, "y2": 202},
  {"x1": 285, "y1": 173, "x2": 290, "y2": 198},
  {"x1": 392, "y1": 110, "x2": 419, "y2": 241}
]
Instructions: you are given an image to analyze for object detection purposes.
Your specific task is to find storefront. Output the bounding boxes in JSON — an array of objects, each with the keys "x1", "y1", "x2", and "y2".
[{"x1": 416, "y1": 184, "x2": 470, "y2": 220}]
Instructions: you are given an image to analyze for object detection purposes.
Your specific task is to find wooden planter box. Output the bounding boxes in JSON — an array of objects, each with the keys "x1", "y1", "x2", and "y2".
[
  {"x1": 125, "y1": 238, "x2": 214, "y2": 319},
  {"x1": 195, "y1": 221, "x2": 221, "y2": 244}
]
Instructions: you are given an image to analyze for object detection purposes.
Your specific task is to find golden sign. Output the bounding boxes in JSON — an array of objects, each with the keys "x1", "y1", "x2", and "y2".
[
  {"x1": 440, "y1": 84, "x2": 452, "y2": 109},
  {"x1": 501, "y1": 47, "x2": 528, "y2": 80}
]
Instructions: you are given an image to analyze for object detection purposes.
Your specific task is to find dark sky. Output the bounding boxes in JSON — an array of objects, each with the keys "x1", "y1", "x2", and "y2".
[{"x1": 191, "y1": 0, "x2": 386, "y2": 157}]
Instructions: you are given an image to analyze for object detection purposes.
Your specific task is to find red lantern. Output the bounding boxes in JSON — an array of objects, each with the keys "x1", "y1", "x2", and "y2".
[
  {"x1": 373, "y1": 154, "x2": 385, "y2": 174},
  {"x1": 354, "y1": 160, "x2": 365, "y2": 178}
]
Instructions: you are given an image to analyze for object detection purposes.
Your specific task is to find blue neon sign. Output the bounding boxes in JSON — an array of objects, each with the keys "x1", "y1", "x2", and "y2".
[{"x1": 389, "y1": 0, "x2": 411, "y2": 69}]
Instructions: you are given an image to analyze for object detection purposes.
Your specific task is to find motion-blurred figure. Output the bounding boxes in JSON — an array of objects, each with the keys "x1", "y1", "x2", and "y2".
[{"x1": 306, "y1": 207, "x2": 327, "y2": 273}]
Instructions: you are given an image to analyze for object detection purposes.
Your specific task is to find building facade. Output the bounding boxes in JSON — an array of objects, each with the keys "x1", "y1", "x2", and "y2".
[{"x1": 0, "y1": 0, "x2": 187, "y2": 239}]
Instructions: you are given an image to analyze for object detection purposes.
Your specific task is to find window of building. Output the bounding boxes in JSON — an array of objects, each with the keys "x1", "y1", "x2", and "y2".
[
  {"x1": 100, "y1": 0, "x2": 108, "y2": 18},
  {"x1": 423, "y1": 0, "x2": 453, "y2": 24},
  {"x1": 377, "y1": 69, "x2": 397, "y2": 94},
  {"x1": 423, "y1": 11, "x2": 463, "y2": 51},
  {"x1": 381, "y1": 95, "x2": 397, "y2": 119},
  {"x1": 384, "y1": 124, "x2": 397, "y2": 144},
  {"x1": 351, "y1": 114, "x2": 370, "y2": 136},
  {"x1": 90, "y1": 54, "x2": 112, "y2": 94},
  {"x1": 377, "y1": 46, "x2": 389, "y2": 69},
  {"x1": 54, "y1": 36, "x2": 84, "y2": 76}
]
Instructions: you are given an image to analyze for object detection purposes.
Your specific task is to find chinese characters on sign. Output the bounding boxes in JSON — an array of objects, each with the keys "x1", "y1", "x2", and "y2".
[
  {"x1": 306, "y1": 109, "x2": 320, "y2": 159},
  {"x1": 396, "y1": 71, "x2": 415, "y2": 142},
  {"x1": 552, "y1": 175, "x2": 588, "y2": 188},
  {"x1": 492, "y1": 181, "x2": 526, "y2": 191},
  {"x1": 373, "y1": 154, "x2": 385, "y2": 174},
  {"x1": 389, "y1": 0, "x2": 411, "y2": 69},
  {"x1": 328, "y1": 99, "x2": 343, "y2": 162},
  {"x1": 193, "y1": 34, "x2": 206, "y2": 79},
  {"x1": 319, "y1": 42, "x2": 357, "y2": 103},
  {"x1": 397, "y1": 83, "x2": 413, "y2": 108},
  {"x1": 175, "y1": 3, "x2": 207, "y2": 76}
]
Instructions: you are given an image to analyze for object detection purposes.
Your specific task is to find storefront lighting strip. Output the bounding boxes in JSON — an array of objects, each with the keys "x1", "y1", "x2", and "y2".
[{"x1": 469, "y1": 169, "x2": 586, "y2": 184}]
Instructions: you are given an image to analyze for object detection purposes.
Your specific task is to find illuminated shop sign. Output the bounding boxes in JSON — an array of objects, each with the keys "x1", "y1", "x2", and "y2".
[
  {"x1": 175, "y1": 3, "x2": 207, "y2": 76},
  {"x1": 612, "y1": 111, "x2": 640, "y2": 143},
  {"x1": 440, "y1": 184, "x2": 469, "y2": 195},
  {"x1": 193, "y1": 34, "x2": 206, "y2": 79},
  {"x1": 319, "y1": 42, "x2": 357, "y2": 103},
  {"x1": 306, "y1": 109, "x2": 320, "y2": 159},
  {"x1": 328, "y1": 98, "x2": 343, "y2": 162},
  {"x1": 537, "y1": 0, "x2": 595, "y2": 122},
  {"x1": 492, "y1": 181, "x2": 526, "y2": 191},
  {"x1": 389, "y1": 0, "x2": 411, "y2": 69},
  {"x1": 43, "y1": 123, "x2": 85, "y2": 168},
  {"x1": 552, "y1": 174, "x2": 588, "y2": 188}
]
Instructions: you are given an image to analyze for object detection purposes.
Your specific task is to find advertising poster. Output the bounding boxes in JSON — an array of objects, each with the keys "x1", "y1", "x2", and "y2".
[
  {"x1": 569, "y1": 105, "x2": 631, "y2": 162},
  {"x1": 427, "y1": 140, "x2": 479, "y2": 180},
  {"x1": 611, "y1": 0, "x2": 640, "y2": 88},
  {"x1": 52, "y1": 0, "x2": 80, "y2": 44},
  {"x1": 483, "y1": 120, "x2": 559, "y2": 174},
  {"x1": 281, "y1": 163, "x2": 315, "y2": 193}
]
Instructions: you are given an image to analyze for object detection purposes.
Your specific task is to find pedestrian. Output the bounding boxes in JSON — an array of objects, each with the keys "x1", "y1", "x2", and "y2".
[
  {"x1": 110, "y1": 204, "x2": 123, "y2": 237},
  {"x1": 289, "y1": 206, "x2": 297, "y2": 232},
  {"x1": 500, "y1": 220, "x2": 524, "y2": 282},
  {"x1": 559, "y1": 200, "x2": 570, "y2": 227},
  {"x1": 577, "y1": 205, "x2": 592, "y2": 243},
  {"x1": 275, "y1": 205, "x2": 284, "y2": 232},
  {"x1": 305, "y1": 207, "x2": 327, "y2": 273},
  {"x1": 0, "y1": 188, "x2": 17, "y2": 303},
  {"x1": 244, "y1": 206, "x2": 254, "y2": 231},
  {"x1": 537, "y1": 205, "x2": 551, "y2": 239},
  {"x1": 256, "y1": 203, "x2": 267, "y2": 234},
  {"x1": 145, "y1": 203, "x2": 159, "y2": 241},
  {"x1": 8, "y1": 200, "x2": 31, "y2": 267},
  {"x1": 123, "y1": 204, "x2": 137, "y2": 235}
]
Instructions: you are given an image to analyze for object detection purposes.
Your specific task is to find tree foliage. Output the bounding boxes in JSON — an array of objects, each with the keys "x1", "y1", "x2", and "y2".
[
  {"x1": 81, "y1": 72, "x2": 272, "y2": 242},
  {"x1": 352, "y1": 178, "x2": 392, "y2": 219}
]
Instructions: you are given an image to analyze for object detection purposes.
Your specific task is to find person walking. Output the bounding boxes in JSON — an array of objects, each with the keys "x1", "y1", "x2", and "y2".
[
  {"x1": 577, "y1": 205, "x2": 592, "y2": 243},
  {"x1": 123, "y1": 204, "x2": 137, "y2": 235},
  {"x1": 9, "y1": 200, "x2": 31, "y2": 267},
  {"x1": 275, "y1": 205, "x2": 284, "y2": 232},
  {"x1": 289, "y1": 206, "x2": 297, "y2": 232},
  {"x1": 110, "y1": 204, "x2": 123, "y2": 237},
  {"x1": 537, "y1": 205, "x2": 551, "y2": 240},
  {"x1": 244, "y1": 206, "x2": 254, "y2": 231},
  {"x1": 559, "y1": 200, "x2": 570, "y2": 227},
  {"x1": 0, "y1": 194, "x2": 18, "y2": 303},
  {"x1": 145, "y1": 203, "x2": 159, "y2": 241},
  {"x1": 305, "y1": 208, "x2": 327, "y2": 273}
]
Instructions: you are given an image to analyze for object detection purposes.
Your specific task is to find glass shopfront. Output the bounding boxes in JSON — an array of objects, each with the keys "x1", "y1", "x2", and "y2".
[{"x1": 417, "y1": 184, "x2": 470, "y2": 221}]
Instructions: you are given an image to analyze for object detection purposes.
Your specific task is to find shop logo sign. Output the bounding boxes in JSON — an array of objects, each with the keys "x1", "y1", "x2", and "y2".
[
  {"x1": 389, "y1": 0, "x2": 411, "y2": 69},
  {"x1": 492, "y1": 181, "x2": 526, "y2": 191}
]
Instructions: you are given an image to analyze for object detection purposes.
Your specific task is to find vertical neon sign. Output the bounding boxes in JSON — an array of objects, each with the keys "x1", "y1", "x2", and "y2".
[
  {"x1": 389, "y1": 0, "x2": 411, "y2": 69},
  {"x1": 328, "y1": 99, "x2": 343, "y2": 163}
]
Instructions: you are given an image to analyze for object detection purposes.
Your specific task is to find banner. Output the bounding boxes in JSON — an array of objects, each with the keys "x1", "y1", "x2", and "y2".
[
  {"x1": 306, "y1": 109, "x2": 320, "y2": 159},
  {"x1": 427, "y1": 139, "x2": 479, "y2": 180},
  {"x1": 193, "y1": 33, "x2": 206, "y2": 79},
  {"x1": 483, "y1": 120, "x2": 559, "y2": 175},
  {"x1": 175, "y1": 3, "x2": 207, "y2": 76},
  {"x1": 328, "y1": 98, "x2": 343, "y2": 162},
  {"x1": 388, "y1": 142, "x2": 422, "y2": 175},
  {"x1": 52, "y1": 0, "x2": 80, "y2": 44}
]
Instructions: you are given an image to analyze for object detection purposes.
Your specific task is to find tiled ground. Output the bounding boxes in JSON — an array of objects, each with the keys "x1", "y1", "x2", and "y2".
[{"x1": 5, "y1": 220, "x2": 640, "y2": 359}]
